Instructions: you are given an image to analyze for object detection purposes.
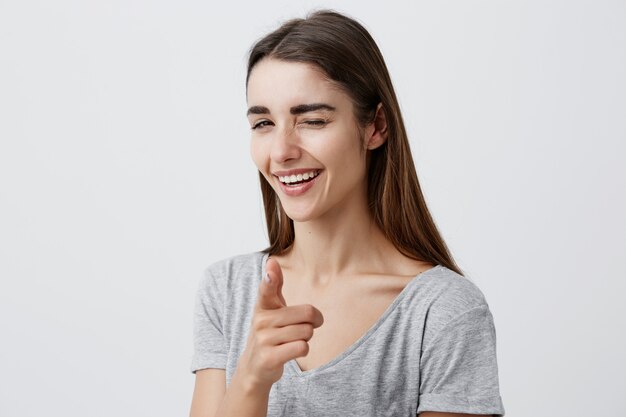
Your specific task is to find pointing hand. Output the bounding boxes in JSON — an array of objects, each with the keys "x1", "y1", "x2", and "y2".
[{"x1": 237, "y1": 256, "x2": 324, "y2": 389}]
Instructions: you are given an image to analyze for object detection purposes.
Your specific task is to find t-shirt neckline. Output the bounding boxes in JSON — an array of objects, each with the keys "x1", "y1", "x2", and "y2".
[{"x1": 258, "y1": 251, "x2": 442, "y2": 377}]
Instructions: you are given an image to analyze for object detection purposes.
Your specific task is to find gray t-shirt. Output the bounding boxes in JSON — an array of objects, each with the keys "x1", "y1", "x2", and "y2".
[{"x1": 191, "y1": 251, "x2": 505, "y2": 416}]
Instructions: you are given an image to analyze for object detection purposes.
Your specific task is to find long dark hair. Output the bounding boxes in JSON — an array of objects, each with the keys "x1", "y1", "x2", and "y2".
[{"x1": 246, "y1": 9, "x2": 463, "y2": 276}]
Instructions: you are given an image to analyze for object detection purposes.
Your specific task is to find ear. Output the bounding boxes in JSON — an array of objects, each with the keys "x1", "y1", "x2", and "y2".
[{"x1": 365, "y1": 102, "x2": 388, "y2": 150}]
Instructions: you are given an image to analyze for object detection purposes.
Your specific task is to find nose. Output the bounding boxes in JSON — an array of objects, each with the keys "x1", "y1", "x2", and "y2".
[{"x1": 270, "y1": 123, "x2": 301, "y2": 163}]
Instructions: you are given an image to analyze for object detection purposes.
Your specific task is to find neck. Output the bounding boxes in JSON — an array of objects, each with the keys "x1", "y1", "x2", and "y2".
[{"x1": 284, "y1": 182, "x2": 396, "y2": 285}]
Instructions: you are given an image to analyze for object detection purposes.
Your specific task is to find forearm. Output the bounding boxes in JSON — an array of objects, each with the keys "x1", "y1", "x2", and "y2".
[{"x1": 214, "y1": 369, "x2": 271, "y2": 417}]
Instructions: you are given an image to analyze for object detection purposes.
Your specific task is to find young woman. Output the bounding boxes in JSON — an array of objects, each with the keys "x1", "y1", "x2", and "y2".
[{"x1": 190, "y1": 9, "x2": 505, "y2": 417}]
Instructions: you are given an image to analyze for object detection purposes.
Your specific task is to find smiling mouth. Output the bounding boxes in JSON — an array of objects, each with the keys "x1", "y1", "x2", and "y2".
[{"x1": 276, "y1": 169, "x2": 322, "y2": 186}]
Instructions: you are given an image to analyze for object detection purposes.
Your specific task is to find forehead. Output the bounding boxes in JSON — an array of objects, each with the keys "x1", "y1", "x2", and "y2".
[{"x1": 246, "y1": 58, "x2": 349, "y2": 110}]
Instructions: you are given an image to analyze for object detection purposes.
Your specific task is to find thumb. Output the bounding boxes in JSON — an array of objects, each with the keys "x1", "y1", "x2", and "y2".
[{"x1": 256, "y1": 256, "x2": 287, "y2": 310}]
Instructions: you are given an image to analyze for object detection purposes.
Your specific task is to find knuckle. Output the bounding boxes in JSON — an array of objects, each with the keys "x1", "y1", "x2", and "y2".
[
  {"x1": 256, "y1": 331, "x2": 270, "y2": 346},
  {"x1": 253, "y1": 313, "x2": 270, "y2": 330},
  {"x1": 260, "y1": 350, "x2": 279, "y2": 368}
]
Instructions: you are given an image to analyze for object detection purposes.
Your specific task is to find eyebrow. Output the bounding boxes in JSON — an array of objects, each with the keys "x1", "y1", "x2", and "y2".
[{"x1": 246, "y1": 103, "x2": 336, "y2": 116}]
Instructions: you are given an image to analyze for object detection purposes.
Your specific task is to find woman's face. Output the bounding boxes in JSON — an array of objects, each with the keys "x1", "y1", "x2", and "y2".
[{"x1": 247, "y1": 58, "x2": 370, "y2": 222}]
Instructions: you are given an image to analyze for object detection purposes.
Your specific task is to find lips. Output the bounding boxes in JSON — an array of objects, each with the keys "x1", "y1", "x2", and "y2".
[{"x1": 276, "y1": 169, "x2": 322, "y2": 197}]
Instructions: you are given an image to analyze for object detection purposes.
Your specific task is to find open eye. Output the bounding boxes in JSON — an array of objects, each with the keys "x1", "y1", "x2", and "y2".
[{"x1": 251, "y1": 120, "x2": 273, "y2": 130}]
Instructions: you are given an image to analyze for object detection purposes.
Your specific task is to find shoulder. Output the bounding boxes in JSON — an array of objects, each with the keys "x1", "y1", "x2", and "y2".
[
  {"x1": 417, "y1": 265, "x2": 495, "y2": 343},
  {"x1": 198, "y1": 250, "x2": 266, "y2": 296},
  {"x1": 421, "y1": 265, "x2": 490, "y2": 313},
  {"x1": 202, "y1": 250, "x2": 265, "y2": 279}
]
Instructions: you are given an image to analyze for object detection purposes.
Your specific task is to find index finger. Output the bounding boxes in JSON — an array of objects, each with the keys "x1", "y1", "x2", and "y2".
[{"x1": 255, "y1": 256, "x2": 287, "y2": 311}]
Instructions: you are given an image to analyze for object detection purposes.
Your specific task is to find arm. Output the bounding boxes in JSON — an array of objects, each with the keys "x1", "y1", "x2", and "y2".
[
  {"x1": 189, "y1": 369, "x2": 226, "y2": 417},
  {"x1": 189, "y1": 368, "x2": 271, "y2": 417}
]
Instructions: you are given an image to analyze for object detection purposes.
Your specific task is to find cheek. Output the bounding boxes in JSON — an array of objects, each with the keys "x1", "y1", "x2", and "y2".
[
  {"x1": 249, "y1": 139, "x2": 266, "y2": 170},
  {"x1": 329, "y1": 128, "x2": 365, "y2": 168},
  {"x1": 249, "y1": 139, "x2": 278, "y2": 186}
]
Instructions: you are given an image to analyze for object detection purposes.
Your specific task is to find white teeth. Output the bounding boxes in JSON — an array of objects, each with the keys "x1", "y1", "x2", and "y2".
[{"x1": 278, "y1": 170, "x2": 320, "y2": 184}]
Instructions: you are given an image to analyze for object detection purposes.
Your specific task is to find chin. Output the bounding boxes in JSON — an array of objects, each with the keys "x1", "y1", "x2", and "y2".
[
  {"x1": 283, "y1": 207, "x2": 318, "y2": 223},
  {"x1": 285, "y1": 213, "x2": 313, "y2": 223}
]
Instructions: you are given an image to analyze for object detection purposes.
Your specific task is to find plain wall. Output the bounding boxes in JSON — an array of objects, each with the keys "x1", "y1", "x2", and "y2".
[{"x1": 1, "y1": 0, "x2": 624, "y2": 415}]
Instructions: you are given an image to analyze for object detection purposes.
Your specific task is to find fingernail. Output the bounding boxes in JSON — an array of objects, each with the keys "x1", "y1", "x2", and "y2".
[{"x1": 264, "y1": 272, "x2": 271, "y2": 284}]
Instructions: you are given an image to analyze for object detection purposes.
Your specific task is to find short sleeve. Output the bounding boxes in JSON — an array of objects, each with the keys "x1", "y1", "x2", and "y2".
[
  {"x1": 417, "y1": 305, "x2": 506, "y2": 416},
  {"x1": 190, "y1": 267, "x2": 227, "y2": 373}
]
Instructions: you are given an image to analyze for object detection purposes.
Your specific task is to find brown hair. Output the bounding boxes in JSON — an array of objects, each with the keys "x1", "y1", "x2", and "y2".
[{"x1": 246, "y1": 9, "x2": 464, "y2": 276}]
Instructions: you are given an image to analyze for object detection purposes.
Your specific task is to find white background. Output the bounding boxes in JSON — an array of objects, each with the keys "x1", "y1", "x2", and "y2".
[{"x1": 1, "y1": 1, "x2": 624, "y2": 416}]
